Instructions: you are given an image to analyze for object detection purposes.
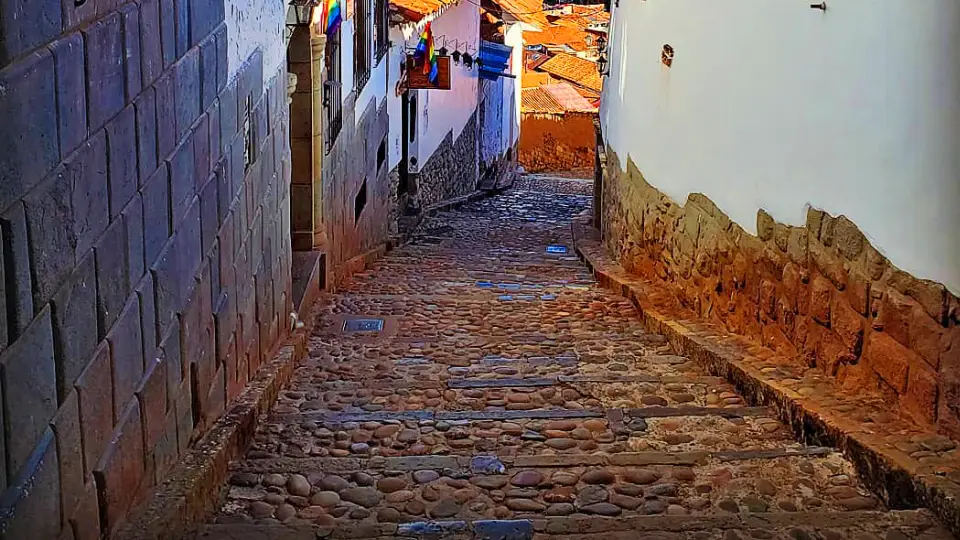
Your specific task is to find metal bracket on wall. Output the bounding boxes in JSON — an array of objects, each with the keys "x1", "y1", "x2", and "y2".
[{"x1": 810, "y1": 2, "x2": 827, "y2": 10}]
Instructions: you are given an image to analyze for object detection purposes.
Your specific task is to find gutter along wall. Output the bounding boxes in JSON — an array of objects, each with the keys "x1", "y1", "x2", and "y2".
[{"x1": 598, "y1": 0, "x2": 960, "y2": 437}]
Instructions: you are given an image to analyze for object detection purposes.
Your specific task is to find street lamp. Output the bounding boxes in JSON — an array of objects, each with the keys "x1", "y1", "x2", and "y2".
[{"x1": 596, "y1": 35, "x2": 607, "y2": 54}]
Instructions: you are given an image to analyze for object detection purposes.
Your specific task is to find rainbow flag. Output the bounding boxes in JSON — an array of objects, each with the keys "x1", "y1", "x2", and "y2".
[
  {"x1": 413, "y1": 22, "x2": 438, "y2": 84},
  {"x1": 317, "y1": 0, "x2": 342, "y2": 36}
]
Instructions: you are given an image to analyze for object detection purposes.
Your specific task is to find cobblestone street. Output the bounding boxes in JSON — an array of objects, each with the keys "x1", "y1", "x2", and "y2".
[{"x1": 197, "y1": 177, "x2": 952, "y2": 539}]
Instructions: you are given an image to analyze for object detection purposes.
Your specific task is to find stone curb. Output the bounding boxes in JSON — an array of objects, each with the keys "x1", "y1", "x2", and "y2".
[
  {"x1": 114, "y1": 331, "x2": 311, "y2": 540},
  {"x1": 570, "y1": 214, "x2": 960, "y2": 537}
]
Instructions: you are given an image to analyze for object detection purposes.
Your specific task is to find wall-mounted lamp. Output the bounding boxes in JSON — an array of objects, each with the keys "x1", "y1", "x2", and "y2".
[
  {"x1": 462, "y1": 53, "x2": 474, "y2": 69},
  {"x1": 596, "y1": 35, "x2": 607, "y2": 54},
  {"x1": 452, "y1": 51, "x2": 461, "y2": 64},
  {"x1": 597, "y1": 54, "x2": 608, "y2": 76},
  {"x1": 287, "y1": 0, "x2": 314, "y2": 27}
]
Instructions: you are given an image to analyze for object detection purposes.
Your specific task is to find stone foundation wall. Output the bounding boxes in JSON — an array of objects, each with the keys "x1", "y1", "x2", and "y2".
[
  {"x1": 600, "y1": 149, "x2": 960, "y2": 439},
  {"x1": 479, "y1": 143, "x2": 518, "y2": 189},
  {"x1": 322, "y1": 93, "x2": 391, "y2": 281},
  {"x1": 416, "y1": 109, "x2": 480, "y2": 209},
  {"x1": 0, "y1": 3, "x2": 291, "y2": 537},
  {"x1": 519, "y1": 112, "x2": 596, "y2": 173}
]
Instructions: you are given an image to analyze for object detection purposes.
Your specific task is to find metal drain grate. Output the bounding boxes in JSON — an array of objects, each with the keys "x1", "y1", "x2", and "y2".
[{"x1": 343, "y1": 318, "x2": 385, "y2": 333}]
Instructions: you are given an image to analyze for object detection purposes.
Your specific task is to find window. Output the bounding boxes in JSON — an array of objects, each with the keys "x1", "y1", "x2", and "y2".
[
  {"x1": 354, "y1": 179, "x2": 368, "y2": 221},
  {"x1": 324, "y1": 28, "x2": 343, "y2": 151},
  {"x1": 375, "y1": 0, "x2": 389, "y2": 61},
  {"x1": 377, "y1": 137, "x2": 386, "y2": 171},
  {"x1": 355, "y1": 0, "x2": 372, "y2": 91},
  {"x1": 408, "y1": 95, "x2": 417, "y2": 143}
]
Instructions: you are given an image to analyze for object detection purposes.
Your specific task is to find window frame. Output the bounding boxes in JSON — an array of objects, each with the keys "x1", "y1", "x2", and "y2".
[{"x1": 354, "y1": 0, "x2": 372, "y2": 92}]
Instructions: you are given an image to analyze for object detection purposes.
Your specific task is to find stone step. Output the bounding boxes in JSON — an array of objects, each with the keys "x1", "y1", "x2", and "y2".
[
  {"x1": 232, "y1": 447, "x2": 840, "y2": 474},
  {"x1": 252, "y1": 408, "x2": 806, "y2": 459},
  {"x1": 219, "y1": 451, "x2": 883, "y2": 527},
  {"x1": 201, "y1": 511, "x2": 951, "y2": 540},
  {"x1": 204, "y1": 504, "x2": 949, "y2": 539},
  {"x1": 302, "y1": 374, "x2": 724, "y2": 391},
  {"x1": 278, "y1": 405, "x2": 769, "y2": 424}
]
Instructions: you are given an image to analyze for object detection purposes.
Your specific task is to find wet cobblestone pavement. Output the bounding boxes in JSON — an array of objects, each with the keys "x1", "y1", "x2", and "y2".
[{"x1": 199, "y1": 178, "x2": 953, "y2": 539}]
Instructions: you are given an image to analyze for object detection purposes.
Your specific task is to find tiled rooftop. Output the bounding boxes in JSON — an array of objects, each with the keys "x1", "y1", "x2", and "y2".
[
  {"x1": 536, "y1": 52, "x2": 602, "y2": 93},
  {"x1": 390, "y1": 0, "x2": 459, "y2": 23}
]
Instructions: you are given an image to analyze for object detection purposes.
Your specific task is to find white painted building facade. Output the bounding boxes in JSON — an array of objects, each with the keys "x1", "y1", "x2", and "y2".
[
  {"x1": 600, "y1": 0, "x2": 960, "y2": 293},
  {"x1": 386, "y1": 0, "x2": 482, "y2": 175}
]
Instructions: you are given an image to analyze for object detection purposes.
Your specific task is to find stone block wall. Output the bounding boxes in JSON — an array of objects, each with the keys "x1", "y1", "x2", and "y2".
[
  {"x1": 519, "y1": 112, "x2": 596, "y2": 174},
  {"x1": 0, "y1": 1, "x2": 291, "y2": 538},
  {"x1": 323, "y1": 91, "x2": 391, "y2": 283},
  {"x1": 600, "y1": 150, "x2": 960, "y2": 439},
  {"x1": 416, "y1": 109, "x2": 480, "y2": 209}
]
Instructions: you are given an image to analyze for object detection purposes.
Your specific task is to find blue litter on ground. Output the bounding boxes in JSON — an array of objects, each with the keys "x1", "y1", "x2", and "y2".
[
  {"x1": 470, "y1": 455, "x2": 506, "y2": 474},
  {"x1": 546, "y1": 245, "x2": 568, "y2": 254},
  {"x1": 498, "y1": 295, "x2": 513, "y2": 301}
]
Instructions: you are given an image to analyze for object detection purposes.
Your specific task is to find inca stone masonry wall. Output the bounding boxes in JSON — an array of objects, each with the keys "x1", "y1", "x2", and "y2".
[
  {"x1": 322, "y1": 90, "x2": 391, "y2": 284},
  {"x1": 416, "y1": 109, "x2": 480, "y2": 209},
  {"x1": 0, "y1": 1, "x2": 291, "y2": 538},
  {"x1": 600, "y1": 149, "x2": 960, "y2": 440}
]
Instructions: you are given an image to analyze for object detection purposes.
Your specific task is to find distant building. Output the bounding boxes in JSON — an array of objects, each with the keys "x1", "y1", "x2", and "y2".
[{"x1": 520, "y1": 82, "x2": 598, "y2": 173}]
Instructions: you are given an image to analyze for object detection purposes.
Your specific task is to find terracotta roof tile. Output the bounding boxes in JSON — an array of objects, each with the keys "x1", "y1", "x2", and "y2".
[
  {"x1": 390, "y1": 0, "x2": 458, "y2": 23},
  {"x1": 536, "y1": 52, "x2": 602, "y2": 93},
  {"x1": 522, "y1": 70, "x2": 556, "y2": 88},
  {"x1": 524, "y1": 25, "x2": 590, "y2": 51},
  {"x1": 489, "y1": 0, "x2": 552, "y2": 27},
  {"x1": 521, "y1": 87, "x2": 565, "y2": 114},
  {"x1": 542, "y1": 82, "x2": 596, "y2": 112}
]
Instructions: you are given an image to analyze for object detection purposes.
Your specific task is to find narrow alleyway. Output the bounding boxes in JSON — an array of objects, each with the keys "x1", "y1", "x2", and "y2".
[{"x1": 197, "y1": 177, "x2": 951, "y2": 539}]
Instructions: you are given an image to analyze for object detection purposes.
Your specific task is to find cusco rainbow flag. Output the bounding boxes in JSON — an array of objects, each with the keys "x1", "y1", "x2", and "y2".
[
  {"x1": 413, "y1": 22, "x2": 438, "y2": 84},
  {"x1": 317, "y1": 0, "x2": 342, "y2": 36}
]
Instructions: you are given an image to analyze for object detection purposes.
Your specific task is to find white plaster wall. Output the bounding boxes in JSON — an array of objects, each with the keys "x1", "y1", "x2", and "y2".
[
  {"x1": 405, "y1": 0, "x2": 480, "y2": 170},
  {"x1": 224, "y1": 0, "x2": 287, "y2": 85},
  {"x1": 387, "y1": 28, "x2": 406, "y2": 171},
  {"x1": 504, "y1": 22, "x2": 523, "y2": 149},
  {"x1": 601, "y1": 0, "x2": 960, "y2": 294},
  {"x1": 354, "y1": 52, "x2": 389, "y2": 126}
]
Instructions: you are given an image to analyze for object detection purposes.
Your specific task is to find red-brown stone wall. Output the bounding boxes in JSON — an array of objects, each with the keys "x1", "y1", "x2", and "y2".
[
  {"x1": 0, "y1": 1, "x2": 292, "y2": 537},
  {"x1": 600, "y1": 149, "x2": 960, "y2": 440},
  {"x1": 519, "y1": 112, "x2": 596, "y2": 174}
]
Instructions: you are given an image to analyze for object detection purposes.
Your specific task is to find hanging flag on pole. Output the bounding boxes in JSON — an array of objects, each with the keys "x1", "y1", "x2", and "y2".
[
  {"x1": 316, "y1": 0, "x2": 342, "y2": 36},
  {"x1": 413, "y1": 22, "x2": 439, "y2": 84}
]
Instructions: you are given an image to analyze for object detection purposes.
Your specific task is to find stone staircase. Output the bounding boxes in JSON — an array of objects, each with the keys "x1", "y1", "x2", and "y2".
[{"x1": 193, "y1": 181, "x2": 953, "y2": 539}]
